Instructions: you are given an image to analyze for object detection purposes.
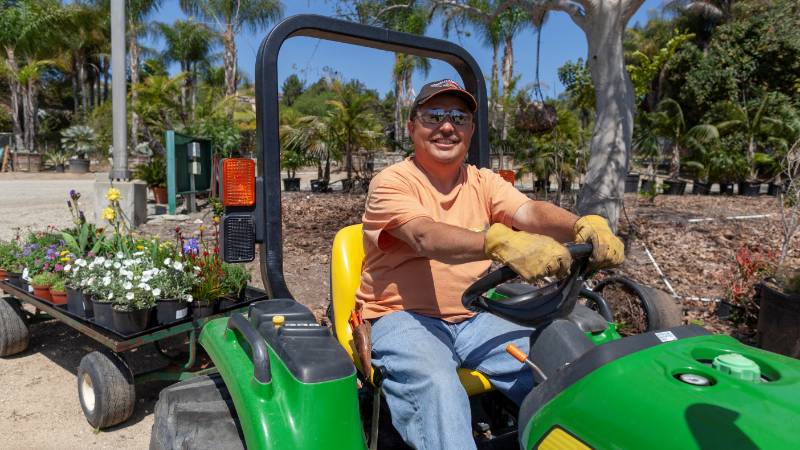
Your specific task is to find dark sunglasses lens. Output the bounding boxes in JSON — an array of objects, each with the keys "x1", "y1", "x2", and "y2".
[
  {"x1": 450, "y1": 111, "x2": 469, "y2": 125},
  {"x1": 421, "y1": 110, "x2": 446, "y2": 124}
]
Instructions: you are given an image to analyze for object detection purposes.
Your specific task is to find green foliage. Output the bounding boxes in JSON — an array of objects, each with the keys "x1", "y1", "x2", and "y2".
[
  {"x1": 51, "y1": 279, "x2": 66, "y2": 293},
  {"x1": 0, "y1": 241, "x2": 21, "y2": 270},
  {"x1": 60, "y1": 125, "x2": 97, "y2": 159},
  {"x1": 558, "y1": 59, "x2": 595, "y2": 115},
  {"x1": 30, "y1": 271, "x2": 59, "y2": 288},
  {"x1": 627, "y1": 32, "x2": 695, "y2": 100},
  {"x1": 61, "y1": 223, "x2": 104, "y2": 258},
  {"x1": 133, "y1": 156, "x2": 167, "y2": 188},
  {"x1": 221, "y1": 263, "x2": 250, "y2": 298},
  {"x1": 281, "y1": 74, "x2": 304, "y2": 107}
]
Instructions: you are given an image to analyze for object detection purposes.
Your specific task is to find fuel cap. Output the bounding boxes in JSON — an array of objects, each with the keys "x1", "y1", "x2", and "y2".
[{"x1": 712, "y1": 353, "x2": 761, "y2": 382}]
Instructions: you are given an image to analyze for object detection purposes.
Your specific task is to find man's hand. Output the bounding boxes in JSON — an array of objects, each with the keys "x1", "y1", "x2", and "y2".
[
  {"x1": 573, "y1": 215, "x2": 625, "y2": 269},
  {"x1": 485, "y1": 223, "x2": 572, "y2": 281}
]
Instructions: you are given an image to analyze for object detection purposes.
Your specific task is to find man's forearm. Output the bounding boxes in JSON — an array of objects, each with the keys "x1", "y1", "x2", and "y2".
[
  {"x1": 512, "y1": 201, "x2": 579, "y2": 243},
  {"x1": 389, "y1": 218, "x2": 486, "y2": 264}
]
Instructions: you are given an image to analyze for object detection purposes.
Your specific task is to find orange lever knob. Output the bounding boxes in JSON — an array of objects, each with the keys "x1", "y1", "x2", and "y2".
[{"x1": 506, "y1": 343, "x2": 528, "y2": 363}]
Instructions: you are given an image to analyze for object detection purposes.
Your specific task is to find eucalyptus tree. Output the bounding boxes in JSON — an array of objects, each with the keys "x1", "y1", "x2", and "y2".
[
  {"x1": 157, "y1": 19, "x2": 218, "y2": 120},
  {"x1": 125, "y1": 0, "x2": 162, "y2": 150},
  {"x1": 179, "y1": 0, "x2": 283, "y2": 97}
]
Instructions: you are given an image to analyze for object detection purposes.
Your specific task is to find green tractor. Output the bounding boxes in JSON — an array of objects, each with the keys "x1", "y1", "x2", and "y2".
[{"x1": 150, "y1": 15, "x2": 800, "y2": 450}]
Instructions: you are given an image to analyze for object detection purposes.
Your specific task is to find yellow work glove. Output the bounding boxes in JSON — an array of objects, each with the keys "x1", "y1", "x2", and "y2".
[
  {"x1": 485, "y1": 223, "x2": 572, "y2": 282},
  {"x1": 573, "y1": 215, "x2": 625, "y2": 269}
]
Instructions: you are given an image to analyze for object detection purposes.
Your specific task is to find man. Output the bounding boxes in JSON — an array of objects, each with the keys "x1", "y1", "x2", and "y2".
[{"x1": 356, "y1": 79, "x2": 624, "y2": 450}]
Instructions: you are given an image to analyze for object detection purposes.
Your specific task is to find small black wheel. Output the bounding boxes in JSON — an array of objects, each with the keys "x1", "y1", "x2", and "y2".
[
  {"x1": 593, "y1": 277, "x2": 683, "y2": 333},
  {"x1": 77, "y1": 350, "x2": 136, "y2": 429},
  {"x1": 0, "y1": 297, "x2": 29, "y2": 356}
]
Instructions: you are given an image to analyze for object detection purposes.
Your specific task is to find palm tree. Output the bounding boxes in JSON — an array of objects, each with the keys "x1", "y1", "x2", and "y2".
[
  {"x1": 326, "y1": 81, "x2": 382, "y2": 182},
  {"x1": 496, "y1": 8, "x2": 529, "y2": 141},
  {"x1": 156, "y1": 19, "x2": 217, "y2": 121},
  {"x1": 393, "y1": 53, "x2": 430, "y2": 147},
  {"x1": 651, "y1": 98, "x2": 718, "y2": 179},
  {"x1": 715, "y1": 95, "x2": 789, "y2": 181},
  {"x1": 126, "y1": 0, "x2": 162, "y2": 151},
  {"x1": 180, "y1": 0, "x2": 283, "y2": 97}
]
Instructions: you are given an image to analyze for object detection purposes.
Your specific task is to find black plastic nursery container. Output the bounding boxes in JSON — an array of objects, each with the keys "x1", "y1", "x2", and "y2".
[
  {"x1": 719, "y1": 182, "x2": 735, "y2": 195},
  {"x1": 192, "y1": 301, "x2": 218, "y2": 319},
  {"x1": 92, "y1": 299, "x2": 114, "y2": 328},
  {"x1": 663, "y1": 179, "x2": 686, "y2": 195},
  {"x1": 66, "y1": 287, "x2": 93, "y2": 319},
  {"x1": 738, "y1": 181, "x2": 761, "y2": 197},
  {"x1": 156, "y1": 298, "x2": 189, "y2": 325},
  {"x1": 112, "y1": 307, "x2": 152, "y2": 335},
  {"x1": 757, "y1": 282, "x2": 800, "y2": 359},
  {"x1": 624, "y1": 173, "x2": 641, "y2": 193},
  {"x1": 692, "y1": 181, "x2": 711, "y2": 195}
]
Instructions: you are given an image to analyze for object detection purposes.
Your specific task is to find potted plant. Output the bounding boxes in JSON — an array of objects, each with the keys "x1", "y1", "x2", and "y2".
[
  {"x1": 82, "y1": 255, "x2": 116, "y2": 328},
  {"x1": 50, "y1": 279, "x2": 68, "y2": 305},
  {"x1": 152, "y1": 257, "x2": 197, "y2": 325},
  {"x1": 133, "y1": 155, "x2": 168, "y2": 204},
  {"x1": 65, "y1": 258, "x2": 94, "y2": 318},
  {"x1": 0, "y1": 240, "x2": 21, "y2": 280},
  {"x1": 112, "y1": 287, "x2": 156, "y2": 335},
  {"x1": 61, "y1": 125, "x2": 97, "y2": 173},
  {"x1": 281, "y1": 147, "x2": 306, "y2": 192},
  {"x1": 219, "y1": 263, "x2": 251, "y2": 309},
  {"x1": 44, "y1": 150, "x2": 70, "y2": 173},
  {"x1": 30, "y1": 271, "x2": 59, "y2": 302}
]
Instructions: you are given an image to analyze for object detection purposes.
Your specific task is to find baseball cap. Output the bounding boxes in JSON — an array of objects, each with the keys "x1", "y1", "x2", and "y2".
[{"x1": 410, "y1": 79, "x2": 478, "y2": 117}]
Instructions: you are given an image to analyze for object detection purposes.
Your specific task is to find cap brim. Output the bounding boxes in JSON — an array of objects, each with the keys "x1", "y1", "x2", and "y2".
[{"x1": 418, "y1": 87, "x2": 478, "y2": 112}]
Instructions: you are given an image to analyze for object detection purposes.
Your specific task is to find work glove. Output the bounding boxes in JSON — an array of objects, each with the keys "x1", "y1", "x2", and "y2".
[
  {"x1": 573, "y1": 215, "x2": 625, "y2": 269},
  {"x1": 485, "y1": 223, "x2": 572, "y2": 281}
]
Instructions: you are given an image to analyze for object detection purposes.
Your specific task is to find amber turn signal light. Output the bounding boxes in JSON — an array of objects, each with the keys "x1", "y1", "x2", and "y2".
[{"x1": 222, "y1": 158, "x2": 255, "y2": 207}]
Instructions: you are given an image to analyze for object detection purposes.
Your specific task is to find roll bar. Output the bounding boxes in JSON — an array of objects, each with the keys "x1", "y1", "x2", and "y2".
[{"x1": 255, "y1": 14, "x2": 489, "y2": 299}]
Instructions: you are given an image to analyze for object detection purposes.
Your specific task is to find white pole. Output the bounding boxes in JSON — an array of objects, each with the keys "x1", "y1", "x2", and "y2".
[{"x1": 110, "y1": 0, "x2": 128, "y2": 180}]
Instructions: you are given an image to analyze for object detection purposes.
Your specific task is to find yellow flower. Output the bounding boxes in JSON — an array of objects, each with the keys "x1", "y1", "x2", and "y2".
[
  {"x1": 103, "y1": 207, "x2": 116, "y2": 222},
  {"x1": 106, "y1": 187, "x2": 121, "y2": 202},
  {"x1": 212, "y1": 216, "x2": 220, "y2": 224},
  {"x1": 60, "y1": 250, "x2": 69, "y2": 256},
  {"x1": 60, "y1": 257, "x2": 71, "y2": 262},
  {"x1": 136, "y1": 245, "x2": 145, "y2": 251}
]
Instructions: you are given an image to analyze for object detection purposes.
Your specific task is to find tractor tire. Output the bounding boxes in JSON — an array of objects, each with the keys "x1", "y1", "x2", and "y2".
[
  {"x1": 593, "y1": 277, "x2": 683, "y2": 332},
  {"x1": 0, "y1": 297, "x2": 29, "y2": 356},
  {"x1": 77, "y1": 350, "x2": 136, "y2": 429},
  {"x1": 150, "y1": 374, "x2": 245, "y2": 450}
]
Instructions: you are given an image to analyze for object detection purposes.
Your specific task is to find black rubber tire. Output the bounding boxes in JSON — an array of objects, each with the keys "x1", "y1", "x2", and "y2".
[
  {"x1": 593, "y1": 277, "x2": 683, "y2": 331},
  {"x1": 0, "y1": 297, "x2": 29, "y2": 357},
  {"x1": 77, "y1": 350, "x2": 136, "y2": 429},
  {"x1": 150, "y1": 374, "x2": 245, "y2": 450}
]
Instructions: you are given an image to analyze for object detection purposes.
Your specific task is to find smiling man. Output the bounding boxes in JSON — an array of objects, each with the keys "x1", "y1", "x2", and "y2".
[{"x1": 356, "y1": 79, "x2": 624, "y2": 450}]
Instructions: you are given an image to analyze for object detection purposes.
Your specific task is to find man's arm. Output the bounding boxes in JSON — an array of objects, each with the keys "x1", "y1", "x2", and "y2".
[
  {"x1": 511, "y1": 201, "x2": 578, "y2": 243},
  {"x1": 386, "y1": 217, "x2": 486, "y2": 264}
]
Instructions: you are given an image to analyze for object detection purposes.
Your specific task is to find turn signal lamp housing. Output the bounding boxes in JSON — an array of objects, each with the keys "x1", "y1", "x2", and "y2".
[{"x1": 222, "y1": 158, "x2": 256, "y2": 207}]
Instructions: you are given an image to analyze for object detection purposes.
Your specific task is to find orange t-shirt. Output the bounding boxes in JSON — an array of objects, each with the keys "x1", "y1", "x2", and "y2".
[{"x1": 356, "y1": 158, "x2": 531, "y2": 322}]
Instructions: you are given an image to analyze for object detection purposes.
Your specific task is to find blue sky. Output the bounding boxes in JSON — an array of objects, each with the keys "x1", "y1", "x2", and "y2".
[{"x1": 147, "y1": 0, "x2": 665, "y2": 98}]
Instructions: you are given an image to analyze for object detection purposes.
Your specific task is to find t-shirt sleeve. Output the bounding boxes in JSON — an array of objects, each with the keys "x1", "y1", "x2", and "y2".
[
  {"x1": 482, "y1": 169, "x2": 531, "y2": 227},
  {"x1": 362, "y1": 173, "x2": 433, "y2": 251}
]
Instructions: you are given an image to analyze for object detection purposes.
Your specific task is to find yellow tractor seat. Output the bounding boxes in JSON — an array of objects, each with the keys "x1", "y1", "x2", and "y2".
[{"x1": 330, "y1": 224, "x2": 493, "y2": 396}]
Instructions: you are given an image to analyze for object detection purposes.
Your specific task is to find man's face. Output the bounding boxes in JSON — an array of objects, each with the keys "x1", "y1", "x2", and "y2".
[{"x1": 408, "y1": 94, "x2": 474, "y2": 166}]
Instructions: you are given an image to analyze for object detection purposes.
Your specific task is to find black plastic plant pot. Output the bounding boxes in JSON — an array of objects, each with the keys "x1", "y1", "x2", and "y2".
[
  {"x1": 310, "y1": 179, "x2": 328, "y2": 192},
  {"x1": 92, "y1": 299, "x2": 114, "y2": 328},
  {"x1": 663, "y1": 179, "x2": 686, "y2": 195},
  {"x1": 767, "y1": 183, "x2": 782, "y2": 196},
  {"x1": 719, "y1": 182, "x2": 735, "y2": 195},
  {"x1": 640, "y1": 179, "x2": 655, "y2": 194},
  {"x1": 55, "y1": 164, "x2": 65, "y2": 173},
  {"x1": 6, "y1": 272, "x2": 22, "y2": 286},
  {"x1": 67, "y1": 287, "x2": 93, "y2": 319},
  {"x1": 624, "y1": 173, "x2": 641, "y2": 193},
  {"x1": 738, "y1": 181, "x2": 761, "y2": 196},
  {"x1": 156, "y1": 298, "x2": 189, "y2": 325},
  {"x1": 757, "y1": 282, "x2": 800, "y2": 358},
  {"x1": 282, "y1": 177, "x2": 300, "y2": 191},
  {"x1": 692, "y1": 180, "x2": 711, "y2": 195},
  {"x1": 534, "y1": 180, "x2": 547, "y2": 192},
  {"x1": 192, "y1": 301, "x2": 218, "y2": 319},
  {"x1": 68, "y1": 158, "x2": 90, "y2": 173},
  {"x1": 112, "y1": 307, "x2": 152, "y2": 335}
]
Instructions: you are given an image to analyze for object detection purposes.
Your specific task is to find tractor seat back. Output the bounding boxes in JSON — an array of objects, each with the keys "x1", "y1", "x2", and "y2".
[{"x1": 330, "y1": 224, "x2": 493, "y2": 396}]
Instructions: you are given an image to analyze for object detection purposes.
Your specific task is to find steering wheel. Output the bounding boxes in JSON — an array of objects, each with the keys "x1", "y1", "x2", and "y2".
[{"x1": 461, "y1": 243, "x2": 595, "y2": 328}]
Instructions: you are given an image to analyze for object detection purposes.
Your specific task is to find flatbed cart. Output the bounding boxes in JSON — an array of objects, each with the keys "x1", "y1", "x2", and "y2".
[{"x1": 0, "y1": 279, "x2": 267, "y2": 429}]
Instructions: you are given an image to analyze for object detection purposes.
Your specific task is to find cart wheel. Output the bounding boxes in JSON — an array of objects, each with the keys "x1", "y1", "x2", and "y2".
[
  {"x1": 0, "y1": 297, "x2": 29, "y2": 357},
  {"x1": 77, "y1": 351, "x2": 136, "y2": 429}
]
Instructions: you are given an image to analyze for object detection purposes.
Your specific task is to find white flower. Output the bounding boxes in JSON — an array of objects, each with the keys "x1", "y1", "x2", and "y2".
[
  {"x1": 103, "y1": 276, "x2": 111, "y2": 286},
  {"x1": 113, "y1": 262, "x2": 121, "y2": 269},
  {"x1": 107, "y1": 292, "x2": 114, "y2": 300},
  {"x1": 123, "y1": 260, "x2": 134, "y2": 267},
  {"x1": 133, "y1": 251, "x2": 144, "y2": 257},
  {"x1": 152, "y1": 288, "x2": 162, "y2": 297},
  {"x1": 87, "y1": 277, "x2": 95, "y2": 286},
  {"x1": 192, "y1": 266, "x2": 201, "y2": 273},
  {"x1": 185, "y1": 294, "x2": 193, "y2": 303},
  {"x1": 164, "y1": 258, "x2": 172, "y2": 266},
  {"x1": 116, "y1": 252, "x2": 124, "y2": 259},
  {"x1": 126, "y1": 292, "x2": 134, "y2": 300},
  {"x1": 173, "y1": 261, "x2": 184, "y2": 271},
  {"x1": 95, "y1": 256, "x2": 106, "y2": 265},
  {"x1": 104, "y1": 260, "x2": 112, "y2": 268},
  {"x1": 125, "y1": 272, "x2": 134, "y2": 280},
  {"x1": 76, "y1": 259, "x2": 87, "y2": 267},
  {"x1": 72, "y1": 265, "x2": 80, "y2": 273},
  {"x1": 64, "y1": 264, "x2": 72, "y2": 272},
  {"x1": 123, "y1": 281, "x2": 133, "y2": 290}
]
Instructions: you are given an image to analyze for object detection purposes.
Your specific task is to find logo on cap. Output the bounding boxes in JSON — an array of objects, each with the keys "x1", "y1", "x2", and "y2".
[{"x1": 430, "y1": 79, "x2": 461, "y2": 89}]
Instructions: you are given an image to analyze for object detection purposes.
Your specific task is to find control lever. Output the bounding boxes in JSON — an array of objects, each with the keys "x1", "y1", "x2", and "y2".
[{"x1": 506, "y1": 343, "x2": 548, "y2": 383}]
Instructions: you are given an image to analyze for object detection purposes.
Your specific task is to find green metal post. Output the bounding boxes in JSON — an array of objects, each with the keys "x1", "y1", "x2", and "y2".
[{"x1": 165, "y1": 130, "x2": 177, "y2": 215}]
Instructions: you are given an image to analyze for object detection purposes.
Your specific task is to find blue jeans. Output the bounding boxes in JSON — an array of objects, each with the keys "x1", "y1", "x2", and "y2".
[{"x1": 371, "y1": 311, "x2": 535, "y2": 450}]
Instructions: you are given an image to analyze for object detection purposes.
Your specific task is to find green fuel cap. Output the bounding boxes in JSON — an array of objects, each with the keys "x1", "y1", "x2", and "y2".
[{"x1": 712, "y1": 353, "x2": 761, "y2": 382}]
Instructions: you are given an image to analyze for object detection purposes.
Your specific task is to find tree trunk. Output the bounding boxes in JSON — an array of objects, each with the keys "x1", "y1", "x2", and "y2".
[
  {"x1": 190, "y1": 63, "x2": 197, "y2": 122},
  {"x1": 500, "y1": 35, "x2": 514, "y2": 141},
  {"x1": 576, "y1": 6, "x2": 636, "y2": 230},
  {"x1": 71, "y1": 59, "x2": 79, "y2": 114},
  {"x1": 180, "y1": 61, "x2": 188, "y2": 119},
  {"x1": 129, "y1": 35, "x2": 141, "y2": 151},
  {"x1": 748, "y1": 137, "x2": 756, "y2": 180},
  {"x1": 490, "y1": 43, "x2": 499, "y2": 130},
  {"x1": 77, "y1": 52, "x2": 89, "y2": 115},
  {"x1": 223, "y1": 25, "x2": 237, "y2": 97},
  {"x1": 670, "y1": 143, "x2": 680, "y2": 179},
  {"x1": 5, "y1": 47, "x2": 24, "y2": 152},
  {"x1": 102, "y1": 56, "x2": 110, "y2": 102},
  {"x1": 24, "y1": 78, "x2": 38, "y2": 153},
  {"x1": 393, "y1": 63, "x2": 404, "y2": 147}
]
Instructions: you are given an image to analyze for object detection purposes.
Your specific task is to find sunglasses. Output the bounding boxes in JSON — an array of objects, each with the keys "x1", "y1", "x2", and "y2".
[{"x1": 416, "y1": 108, "x2": 474, "y2": 127}]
